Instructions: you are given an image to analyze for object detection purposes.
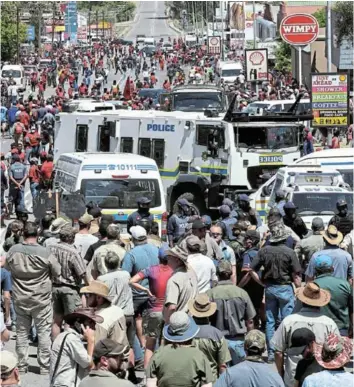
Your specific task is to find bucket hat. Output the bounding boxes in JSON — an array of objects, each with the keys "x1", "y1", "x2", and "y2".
[
  {"x1": 49, "y1": 218, "x2": 70, "y2": 234},
  {"x1": 313, "y1": 333, "x2": 353, "y2": 369},
  {"x1": 80, "y1": 280, "x2": 110, "y2": 302},
  {"x1": 188, "y1": 294, "x2": 217, "y2": 318},
  {"x1": 295, "y1": 282, "x2": 331, "y2": 307},
  {"x1": 166, "y1": 245, "x2": 189, "y2": 265},
  {"x1": 321, "y1": 225, "x2": 343, "y2": 246},
  {"x1": 269, "y1": 221, "x2": 290, "y2": 243},
  {"x1": 163, "y1": 311, "x2": 200, "y2": 342}
]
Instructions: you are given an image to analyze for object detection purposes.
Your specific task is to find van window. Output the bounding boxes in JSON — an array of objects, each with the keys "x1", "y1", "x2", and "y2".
[
  {"x1": 268, "y1": 176, "x2": 284, "y2": 207},
  {"x1": 2, "y1": 70, "x2": 22, "y2": 78},
  {"x1": 97, "y1": 125, "x2": 110, "y2": 152},
  {"x1": 76, "y1": 125, "x2": 88, "y2": 152},
  {"x1": 138, "y1": 138, "x2": 151, "y2": 158},
  {"x1": 196, "y1": 125, "x2": 225, "y2": 147},
  {"x1": 120, "y1": 137, "x2": 133, "y2": 153},
  {"x1": 152, "y1": 139, "x2": 165, "y2": 168}
]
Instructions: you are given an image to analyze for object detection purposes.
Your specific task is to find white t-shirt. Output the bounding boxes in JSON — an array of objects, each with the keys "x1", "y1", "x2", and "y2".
[
  {"x1": 187, "y1": 253, "x2": 217, "y2": 293},
  {"x1": 74, "y1": 233, "x2": 98, "y2": 258}
]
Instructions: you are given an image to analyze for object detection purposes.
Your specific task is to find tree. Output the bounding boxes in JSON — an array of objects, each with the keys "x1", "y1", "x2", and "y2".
[
  {"x1": 274, "y1": 41, "x2": 292, "y2": 72},
  {"x1": 333, "y1": 1, "x2": 353, "y2": 43},
  {"x1": 0, "y1": 3, "x2": 27, "y2": 61},
  {"x1": 312, "y1": 8, "x2": 326, "y2": 28}
]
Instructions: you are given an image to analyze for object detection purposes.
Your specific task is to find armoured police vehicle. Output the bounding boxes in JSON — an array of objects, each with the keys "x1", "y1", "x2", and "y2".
[{"x1": 54, "y1": 95, "x2": 312, "y2": 214}]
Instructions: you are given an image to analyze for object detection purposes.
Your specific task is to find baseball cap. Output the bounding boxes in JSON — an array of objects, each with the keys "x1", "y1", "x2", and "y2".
[
  {"x1": 222, "y1": 198, "x2": 234, "y2": 208},
  {"x1": 337, "y1": 198, "x2": 347, "y2": 207},
  {"x1": 244, "y1": 330, "x2": 266, "y2": 351},
  {"x1": 192, "y1": 219, "x2": 206, "y2": 230},
  {"x1": 219, "y1": 205, "x2": 231, "y2": 216},
  {"x1": 284, "y1": 202, "x2": 296, "y2": 209},
  {"x1": 0, "y1": 350, "x2": 18, "y2": 374},
  {"x1": 177, "y1": 198, "x2": 192, "y2": 207},
  {"x1": 314, "y1": 254, "x2": 333, "y2": 269},
  {"x1": 217, "y1": 260, "x2": 232, "y2": 275},
  {"x1": 238, "y1": 194, "x2": 250, "y2": 202},
  {"x1": 245, "y1": 229, "x2": 260, "y2": 243},
  {"x1": 137, "y1": 196, "x2": 151, "y2": 204},
  {"x1": 287, "y1": 328, "x2": 316, "y2": 356},
  {"x1": 78, "y1": 212, "x2": 94, "y2": 225},
  {"x1": 93, "y1": 339, "x2": 128, "y2": 359},
  {"x1": 130, "y1": 225, "x2": 147, "y2": 240},
  {"x1": 312, "y1": 217, "x2": 324, "y2": 231},
  {"x1": 186, "y1": 235, "x2": 204, "y2": 249},
  {"x1": 201, "y1": 215, "x2": 212, "y2": 227}
]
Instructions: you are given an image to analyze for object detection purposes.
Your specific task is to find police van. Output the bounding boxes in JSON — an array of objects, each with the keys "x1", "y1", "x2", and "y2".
[
  {"x1": 250, "y1": 165, "x2": 350, "y2": 221},
  {"x1": 53, "y1": 153, "x2": 167, "y2": 237}
]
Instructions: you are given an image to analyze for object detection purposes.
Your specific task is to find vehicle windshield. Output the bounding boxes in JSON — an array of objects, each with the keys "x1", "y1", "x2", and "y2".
[
  {"x1": 236, "y1": 125, "x2": 298, "y2": 149},
  {"x1": 221, "y1": 69, "x2": 241, "y2": 77},
  {"x1": 173, "y1": 91, "x2": 224, "y2": 112},
  {"x1": 138, "y1": 89, "x2": 163, "y2": 101},
  {"x1": 2, "y1": 70, "x2": 21, "y2": 78},
  {"x1": 293, "y1": 192, "x2": 353, "y2": 215},
  {"x1": 81, "y1": 179, "x2": 161, "y2": 209}
]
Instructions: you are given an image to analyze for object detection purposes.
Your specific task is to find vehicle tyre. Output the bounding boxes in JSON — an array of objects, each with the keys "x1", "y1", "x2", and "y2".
[{"x1": 172, "y1": 192, "x2": 205, "y2": 216}]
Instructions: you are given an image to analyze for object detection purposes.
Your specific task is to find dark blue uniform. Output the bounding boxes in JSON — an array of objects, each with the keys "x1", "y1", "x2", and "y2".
[{"x1": 127, "y1": 211, "x2": 154, "y2": 234}]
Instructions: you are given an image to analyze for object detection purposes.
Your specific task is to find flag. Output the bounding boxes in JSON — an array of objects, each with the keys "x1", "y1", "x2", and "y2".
[{"x1": 123, "y1": 76, "x2": 132, "y2": 100}]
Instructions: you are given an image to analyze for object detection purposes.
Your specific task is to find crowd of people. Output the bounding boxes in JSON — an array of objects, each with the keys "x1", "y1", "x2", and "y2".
[{"x1": 0, "y1": 188, "x2": 353, "y2": 387}]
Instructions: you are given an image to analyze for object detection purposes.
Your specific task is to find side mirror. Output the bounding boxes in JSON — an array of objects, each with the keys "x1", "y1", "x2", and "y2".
[{"x1": 261, "y1": 185, "x2": 270, "y2": 197}]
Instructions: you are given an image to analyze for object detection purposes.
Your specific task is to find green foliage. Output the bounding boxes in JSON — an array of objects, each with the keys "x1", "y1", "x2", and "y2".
[
  {"x1": 0, "y1": 3, "x2": 27, "y2": 61},
  {"x1": 334, "y1": 1, "x2": 353, "y2": 43},
  {"x1": 312, "y1": 8, "x2": 326, "y2": 28},
  {"x1": 274, "y1": 41, "x2": 292, "y2": 73},
  {"x1": 77, "y1": 1, "x2": 136, "y2": 22}
]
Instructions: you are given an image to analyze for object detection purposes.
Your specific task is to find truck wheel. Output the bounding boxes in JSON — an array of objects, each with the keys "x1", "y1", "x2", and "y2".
[{"x1": 172, "y1": 192, "x2": 205, "y2": 216}]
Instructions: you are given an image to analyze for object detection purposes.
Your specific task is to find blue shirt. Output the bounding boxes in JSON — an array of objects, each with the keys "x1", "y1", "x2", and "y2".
[
  {"x1": 122, "y1": 242, "x2": 159, "y2": 297},
  {"x1": 1, "y1": 268, "x2": 12, "y2": 291},
  {"x1": 306, "y1": 246, "x2": 353, "y2": 280},
  {"x1": 302, "y1": 370, "x2": 353, "y2": 387},
  {"x1": 8, "y1": 106, "x2": 18, "y2": 125},
  {"x1": 214, "y1": 360, "x2": 285, "y2": 387},
  {"x1": 0, "y1": 106, "x2": 7, "y2": 122}
]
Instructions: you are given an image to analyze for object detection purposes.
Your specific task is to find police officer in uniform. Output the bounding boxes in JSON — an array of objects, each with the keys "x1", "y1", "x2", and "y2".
[
  {"x1": 328, "y1": 199, "x2": 353, "y2": 237},
  {"x1": 222, "y1": 198, "x2": 238, "y2": 218},
  {"x1": 167, "y1": 198, "x2": 193, "y2": 247},
  {"x1": 8, "y1": 154, "x2": 28, "y2": 213},
  {"x1": 236, "y1": 194, "x2": 260, "y2": 226},
  {"x1": 283, "y1": 201, "x2": 308, "y2": 239},
  {"x1": 218, "y1": 205, "x2": 237, "y2": 241},
  {"x1": 127, "y1": 197, "x2": 154, "y2": 233}
]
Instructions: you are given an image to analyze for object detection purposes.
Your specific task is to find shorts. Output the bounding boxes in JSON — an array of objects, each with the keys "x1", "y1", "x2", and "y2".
[
  {"x1": 133, "y1": 297, "x2": 149, "y2": 318},
  {"x1": 142, "y1": 311, "x2": 164, "y2": 338},
  {"x1": 125, "y1": 315, "x2": 136, "y2": 347},
  {"x1": 52, "y1": 285, "x2": 82, "y2": 316}
]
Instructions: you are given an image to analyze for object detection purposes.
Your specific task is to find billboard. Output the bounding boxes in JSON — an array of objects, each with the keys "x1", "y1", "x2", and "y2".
[
  {"x1": 63, "y1": 1, "x2": 78, "y2": 42},
  {"x1": 311, "y1": 73, "x2": 349, "y2": 127},
  {"x1": 27, "y1": 25, "x2": 35, "y2": 41},
  {"x1": 208, "y1": 36, "x2": 221, "y2": 55},
  {"x1": 245, "y1": 49, "x2": 268, "y2": 81}
]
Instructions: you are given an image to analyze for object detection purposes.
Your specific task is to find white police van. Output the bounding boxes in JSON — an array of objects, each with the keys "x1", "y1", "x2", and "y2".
[{"x1": 54, "y1": 152, "x2": 167, "y2": 237}]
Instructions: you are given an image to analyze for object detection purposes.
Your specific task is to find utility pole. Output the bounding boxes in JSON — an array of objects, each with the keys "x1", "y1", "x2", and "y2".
[
  {"x1": 88, "y1": 3, "x2": 92, "y2": 44},
  {"x1": 16, "y1": 5, "x2": 20, "y2": 64},
  {"x1": 327, "y1": 1, "x2": 332, "y2": 71},
  {"x1": 96, "y1": 10, "x2": 99, "y2": 40},
  {"x1": 37, "y1": 5, "x2": 42, "y2": 50},
  {"x1": 253, "y1": 0, "x2": 257, "y2": 49},
  {"x1": 102, "y1": 10, "x2": 105, "y2": 40},
  {"x1": 52, "y1": 2, "x2": 56, "y2": 46},
  {"x1": 220, "y1": 0, "x2": 225, "y2": 60}
]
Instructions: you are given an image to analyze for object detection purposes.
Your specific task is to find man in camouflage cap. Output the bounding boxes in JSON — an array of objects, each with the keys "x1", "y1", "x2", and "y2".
[{"x1": 214, "y1": 330, "x2": 284, "y2": 387}]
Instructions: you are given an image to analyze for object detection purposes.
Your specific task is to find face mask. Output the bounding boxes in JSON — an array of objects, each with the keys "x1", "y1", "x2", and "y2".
[{"x1": 139, "y1": 207, "x2": 149, "y2": 214}]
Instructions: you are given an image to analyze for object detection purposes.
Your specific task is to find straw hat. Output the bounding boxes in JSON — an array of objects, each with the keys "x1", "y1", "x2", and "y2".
[
  {"x1": 80, "y1": 281, "x2": 110, "y2": 301},
  {"x1": 321, "y1": 225, "x2": 343, "y2": 246},
  {"x1": 188, "y1": 294, "x2": 217, "y2": 318},
  {"x1": 313, "y1": 333, "x2": 353, "y2": 369},
  {"x1": 295, "y1": 282, "x2": 331, "y2": 307}
]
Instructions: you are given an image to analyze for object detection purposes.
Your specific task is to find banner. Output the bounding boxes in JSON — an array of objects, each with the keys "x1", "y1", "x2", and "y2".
[
  {"x1": 311, "y1": 73, "x2": 349, "y2": 127},
  {"x1": 64, "y1": 1, "x2": 78, "y2": 42},
  {"x1": 245, "y1": 49, "x2": 268, "y2": 81},
  {"x1": 208, "y1": 36, "x2": 221, "y2": 55}
]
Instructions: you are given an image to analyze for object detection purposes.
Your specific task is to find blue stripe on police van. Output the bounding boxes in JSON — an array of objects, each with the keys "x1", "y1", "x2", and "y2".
[
  {"x1": 113, "y1": 213, "x2": 162, "y2": 222},
  {"x1": 321, "y1": 161, "x2": 354, "y2": 166}
]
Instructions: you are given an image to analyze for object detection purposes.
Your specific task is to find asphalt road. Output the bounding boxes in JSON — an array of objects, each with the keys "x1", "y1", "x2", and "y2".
[
  {"x1": 0, "y1": 0, "x2": 178, "y2": 250},
  {"x1": 1, "y1": 2, "x2": 176, "y2": 385}
]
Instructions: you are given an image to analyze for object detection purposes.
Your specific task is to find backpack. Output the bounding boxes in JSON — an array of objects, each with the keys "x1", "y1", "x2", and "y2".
[{"x1": 15, "y1": 122, "x2": 23, "y2": 134}]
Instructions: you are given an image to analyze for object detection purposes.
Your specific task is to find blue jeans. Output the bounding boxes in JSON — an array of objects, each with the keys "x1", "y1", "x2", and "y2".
[
  {"x1": 30, "y1": 182, "x2": 39, "y2": 199},
  {"x1": 265, "y1": 284, "x2": 295, "y2": 358},
  {"x1": 226, "y1": 338, "x2": 245, "y2": 365},
  {"x1": 133, "y1": 335, "x2": 143, "y2": 362}
]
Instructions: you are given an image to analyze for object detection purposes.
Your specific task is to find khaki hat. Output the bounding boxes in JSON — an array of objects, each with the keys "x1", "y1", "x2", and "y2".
[
  {"x1": 244, "y1": 330, "x2": 266, "y2": 351},
  {"x1": 49, "y1": 217, "x2": 70, "y2": 234},
  {"x1": 166, "y1": 245, "x2": 189, "y2": 265},
  {"x1": 321, "y1": 225, "x2": 343, "y2": 246},
  {"x1": 0, "y1": 350, "x2": 18, "y2": 374},
  {"x1": 64, "y1": 307, "x2": 104, "y2": 324},
  {"x1": 93, "y1": 339, "x2": 129, "y2": 359},
  {"x1": 295, "y1": 282, "x2": 331, "y2": 307},
  {"x1": 185, "y1": 235, "x2": 206, "y2": 251},
  {"x1": 78, "y1": 212, "x2": 94, "y2": 225},
  {"x1": 188, "y1": 294, "x2": 217, "y2": 318},
  {"x1": 80, "y1": 281, "x2": 110, "y2": 301},
  {"x1": 217, "y1": 260, "x2": 233, "y2": 275}
]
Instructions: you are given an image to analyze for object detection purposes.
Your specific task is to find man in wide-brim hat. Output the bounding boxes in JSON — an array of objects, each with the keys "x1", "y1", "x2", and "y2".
[
  {"x1": 189, "y1": 294, "x2": 231, "y2": 382},
  {"x1": 301, "y1": 333, "x2": 353, "y2": 386}
]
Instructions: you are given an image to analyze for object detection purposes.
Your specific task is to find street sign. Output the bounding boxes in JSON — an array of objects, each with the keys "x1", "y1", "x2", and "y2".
[
  {"x1": 208, "y1": 36, "x2": 221, "y2": 55},
  {"x1": 245, "y1": 49, "x2": 268, "y2": 82},
  {"x1": 280, "y1": 14, "x2": 319, "y2": 45},
  {"x1": 311, "y1": 73, "x2": 349, "y2": 127},
  {"x1": 27, "y1": 25, "x2": 35, "y2": 41}
]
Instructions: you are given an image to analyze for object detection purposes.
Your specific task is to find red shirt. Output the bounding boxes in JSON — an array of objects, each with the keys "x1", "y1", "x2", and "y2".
[
  {"x1": 137, "y1": 264, "x2": 173, "y2": 312},
  {"x1": 41, "y1": 161, "x2": 54, "y2": 180},
  {"x1": 331, "y1": 137, "x2": 340, "y2": 149},
  {"x1": 27, "y1": 132, "x2": 40, "y2": 146},
  {"x1": 29, "y1": 165, "x2": 41, "y2": 183}
]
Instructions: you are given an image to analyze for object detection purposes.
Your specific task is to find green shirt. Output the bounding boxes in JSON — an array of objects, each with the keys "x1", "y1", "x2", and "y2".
[
  {"x1": 146, "y1": 344, "x2": 214, "y2": 387},
  {"x1": 314, "y1": 274, "x2": 353, "y2": 330}
]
